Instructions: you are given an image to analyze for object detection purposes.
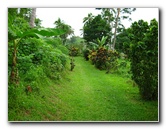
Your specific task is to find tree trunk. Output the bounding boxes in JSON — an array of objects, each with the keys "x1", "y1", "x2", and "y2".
[
  {"x1": 10, "y1": 40, "x2": 19, "y2": 84},
  {"x1": 29, "y1": 8, "x2": 36, "y2": 28},
  {"x1": 112, "y1": 8, "x2": 120, "y2": 50}
]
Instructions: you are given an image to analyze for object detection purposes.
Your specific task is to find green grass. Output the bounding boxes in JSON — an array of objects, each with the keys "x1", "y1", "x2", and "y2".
[{"x1": 8, "y1": 57, "x2": 158, "y2": 121}]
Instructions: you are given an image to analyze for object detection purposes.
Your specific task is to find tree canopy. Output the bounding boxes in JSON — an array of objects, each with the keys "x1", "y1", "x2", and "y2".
[
  {"x1": 54, "y1": 18, "x2": 74, "y2": 44},
  {"x1": 83, "y1": 14, "x2": 111, "y2": 44}
]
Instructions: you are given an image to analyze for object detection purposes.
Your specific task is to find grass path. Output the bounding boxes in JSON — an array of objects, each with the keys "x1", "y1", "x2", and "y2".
[
  {"x1": 10, "y1": 57, "x2": 158, "y2": 121},
  {"x1": 49, "y1": 57, "x2": 158, "y2": 121}
]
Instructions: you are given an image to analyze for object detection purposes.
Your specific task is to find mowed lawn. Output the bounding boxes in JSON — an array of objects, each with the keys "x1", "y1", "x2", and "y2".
[
  {"x1": 9, "y1": 57, "x2": 158, "y2": 121},
  {"x1": 50, "y1": 57, "x2": 158, "y2": 121}
]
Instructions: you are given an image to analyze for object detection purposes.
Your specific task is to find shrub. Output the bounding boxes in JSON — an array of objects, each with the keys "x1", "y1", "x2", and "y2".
[
  {"x1": 115, "y1": 59, "x2": 131, "y2": 78},
  {"x1": 83, "y1": 49, "x2": 90, "y2": 61},
  {"x1": 105, "y1": 50, "x2": 119, "y2": 73},
  {"x1": 16, "y1": 37, "x2": 69, "y2": 83},
  {"x1": 88, "y1": 50, "x2": 97, "y2": 65},
  {"x1": 88, "y1": 47, "x2": 119, "y2": 71},
  {"x1": 95, "y1": 47, "x2": 108, "y2": 69},
  {"x1": 69, "y1": 46, "x2": 79, "y2": 56},
  {"x1": 128, "y1": 19, "x2": 158, "y2": 100}
]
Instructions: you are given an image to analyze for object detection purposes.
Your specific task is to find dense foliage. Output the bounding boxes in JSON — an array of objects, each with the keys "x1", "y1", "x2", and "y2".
[
  {"x1": 83, "y1": 14, "x2": 111, "y2": 43},
  {"x1": 128, "y1": 19, "x2": 158, "y2": 100},
  {"x1": 115, "y1": 29, "x2": 131, "y2": 55},
  {"x1": 83, "y1": 36, "x2": 119, "y2": 72},
  {"x1": 8, "y1": 10, "x2": 67, "y2": 84},
  {"x1": 17, "y1": 37, "x2": 68, "y2": 80},
  {"x1": 8, "y1": 8, "x2": 70, "y2": 116},
  {"x1": 96, "y1": 8, "x2": 136, "y2": 49}
]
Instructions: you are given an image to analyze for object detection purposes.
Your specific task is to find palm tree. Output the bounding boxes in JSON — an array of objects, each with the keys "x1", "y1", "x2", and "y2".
[
  {"x1": 54, "y1": 18, "x2": 74, "y2": 44},
  {"x1": 83, "y1": 13, "x2": 94, "y2": 24},
  {"x1": 54, "y1": 18, "x2": 63, "y2": 27}
]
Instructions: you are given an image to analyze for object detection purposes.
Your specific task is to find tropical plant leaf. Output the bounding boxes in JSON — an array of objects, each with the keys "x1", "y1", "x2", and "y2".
[{"x1": 33, "y1": 28, "x2": 67, "y2": 37}]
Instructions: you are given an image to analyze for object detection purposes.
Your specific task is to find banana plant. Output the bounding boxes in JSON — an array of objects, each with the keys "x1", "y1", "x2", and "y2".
[
  {"x1": 88, "y1": 41, "x2": 99, "y2": 50},
  {"x1": 96, "y1": 36, "x2": 108, "y2": 47},
  {"x1": 8, "y1": 13, "x2": 67, "y2": 84}
]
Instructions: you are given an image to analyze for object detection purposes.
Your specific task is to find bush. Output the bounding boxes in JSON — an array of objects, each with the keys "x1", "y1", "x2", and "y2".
[
  {"x1": 88, "y1": 50, "x2": 97, "y2": 65},
  {"x1": 95, "y1": 47, "x2": 108, "y2": 69},
  {"x1": 15, "y1": 37, "x2": 69, "y2": 83},
  {"x1": 87, "y1": 47, "x2": 119, "y2": 71},
  {"x1": 116, "y1": 59, "x2": 131, "y2": 78},
  {"x1": 83, "y1": 49, "x2": 90, "y2": 61},
  {"x1": 69, "y1": 46, "x2": 79, "y2": 56},
  {"x1": 129, "y1": 19, "x2": 158, "y2": 100}
]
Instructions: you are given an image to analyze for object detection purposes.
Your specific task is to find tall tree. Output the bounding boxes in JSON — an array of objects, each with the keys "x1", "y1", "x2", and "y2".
[
  {"x1": 29, "y1": 8, "x2": 36, "y2": 28},
  {"x1": 112, "y1": 8, "x2": 121, "y2": 49},
  {"x1": 97, "y1": 8, "x2": 136, "y2": 50},
  {"x1": 83, "y1": 13, "x2": 94, "y2": 24},
  {"x1": 112, "y1": 8, "x2": 136, "y2": 49},
  {"x1": 83, "y1": 14, "x2": 111, "y2": 44},
  {"x1": 54, "y1": 18, "x2": 74, "y2": 44}
]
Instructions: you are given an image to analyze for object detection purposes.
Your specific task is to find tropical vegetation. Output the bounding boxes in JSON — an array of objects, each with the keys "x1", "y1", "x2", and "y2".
[{"x1": 8, "y1": 8, "x2": 158, "y2": 121}]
